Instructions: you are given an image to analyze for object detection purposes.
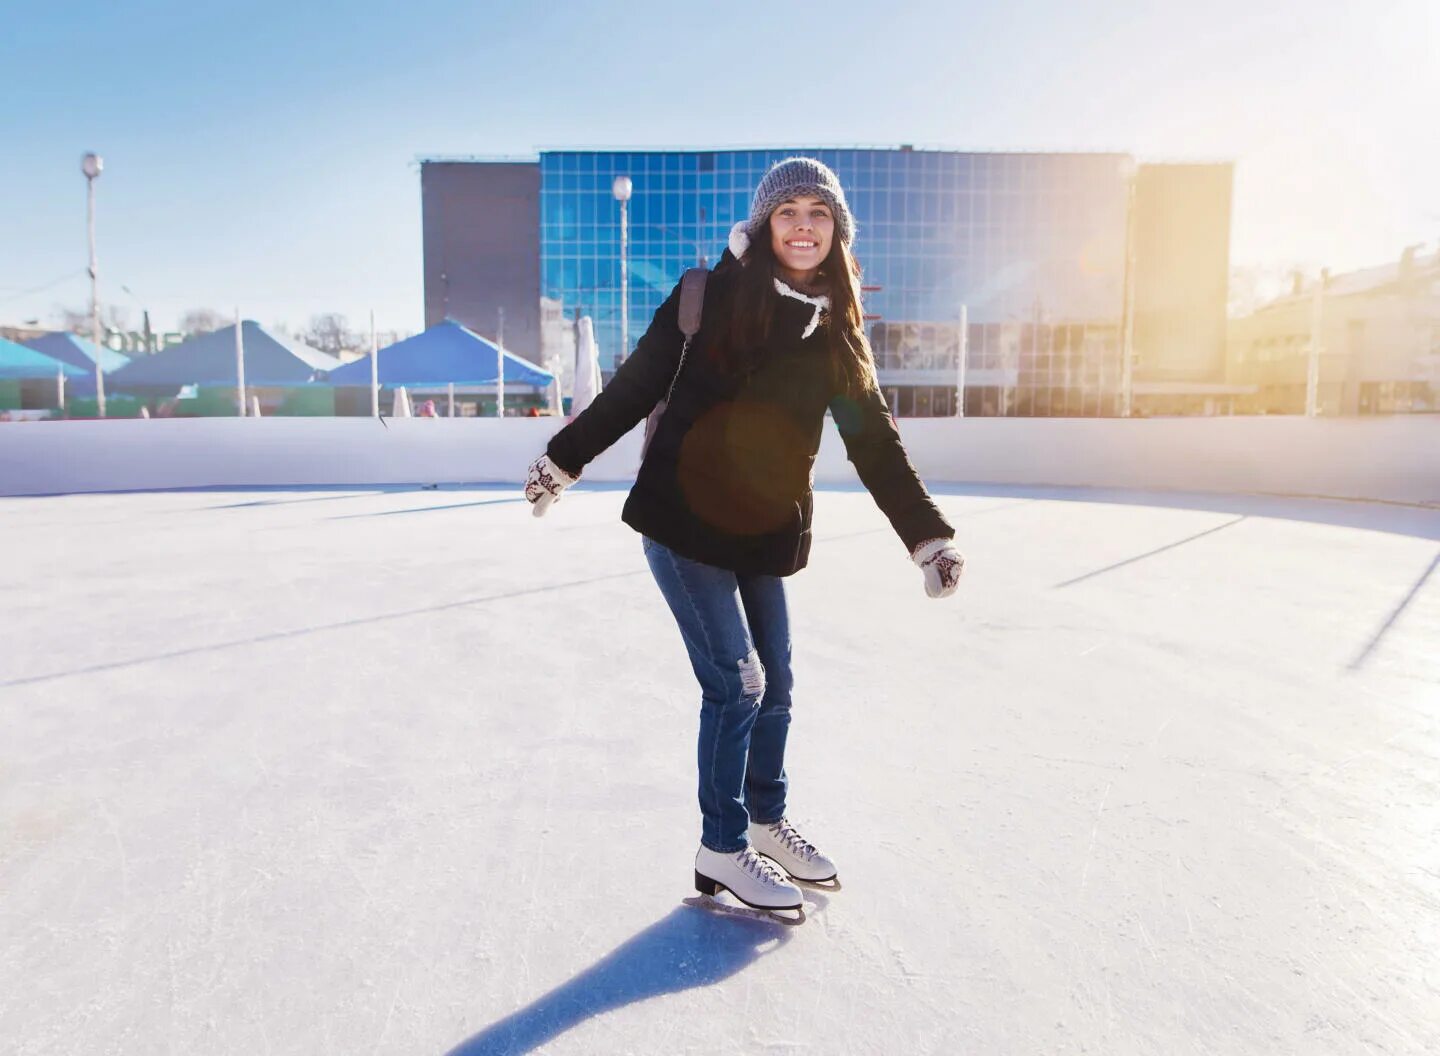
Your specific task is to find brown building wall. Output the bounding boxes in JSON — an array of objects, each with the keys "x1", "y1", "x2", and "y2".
[
  {"x1": 1131, "y1": 163, "x2": 1233, "y2": 383},
  {"x1": 420, "y1": 161, "x2": 541, "y2": 362}
]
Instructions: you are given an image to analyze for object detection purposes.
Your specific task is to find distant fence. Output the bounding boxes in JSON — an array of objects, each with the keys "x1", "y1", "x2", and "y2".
[{"x1": 1, "y1": 416, "x2": 1436, "y2": 506}]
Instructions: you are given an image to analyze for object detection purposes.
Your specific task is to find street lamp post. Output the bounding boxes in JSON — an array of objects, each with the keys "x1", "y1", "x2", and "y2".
[
  {"x1": 612, "y1": 175, "x2": 632, "y2": 369},
  {"x1": 81, "y1": 152, "x2": 105, "y2": 417},
  {"x1": 1305, "y1": 271, "x2": 1326, "y2": 416},
  {"x1": 369, "y1": 310, "x2": 380, "y2": 418},
  {"x1": 955, "y1": 304, "x2": 969, "y2": 418},
  {"x1": 496, "y1": 306, "x2": 505, "y2": 417},
  {"x1": 234, "y1": 306, "x2": 247, "y2": 416}
]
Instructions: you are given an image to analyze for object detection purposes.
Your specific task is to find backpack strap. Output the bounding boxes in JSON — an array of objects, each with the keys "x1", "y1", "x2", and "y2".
[
  {"x1": 661, "y1": 268, "x2": 708, "y2": 404},
  {"x1": 677, "y1": 267, "x2": 708, "y2": 338}
]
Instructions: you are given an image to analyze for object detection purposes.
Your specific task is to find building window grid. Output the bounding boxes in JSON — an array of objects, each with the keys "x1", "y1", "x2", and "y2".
[{"x1": 542, "y1": 151, "x2": 1128, "y2": 414}]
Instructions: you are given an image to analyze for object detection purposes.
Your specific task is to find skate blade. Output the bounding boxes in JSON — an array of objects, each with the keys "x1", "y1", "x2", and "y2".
[
  {"x1": 792, "y1": 875, "x2": 841, "y2": 891},
  {"x1": 682, "y1": 894, "x2": 806, "y2": 926}
]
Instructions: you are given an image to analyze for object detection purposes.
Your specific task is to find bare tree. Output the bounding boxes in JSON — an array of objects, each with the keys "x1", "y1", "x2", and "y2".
[
  {"x1": 1228, "y1": 261, "x2": 1311, "y2": 319},
  {"x1": 303, "y1": 313, "x2": 356, "y2": 356},
  {"x1": 179, "y1": 308, "x2": 228, "y2": 335},
  {"x1": 1227, "y1": 267, "x2": 1263, "y2": 319},
  {"x1": 52, "y1": 302, "x2": 130, "y2": 334}
]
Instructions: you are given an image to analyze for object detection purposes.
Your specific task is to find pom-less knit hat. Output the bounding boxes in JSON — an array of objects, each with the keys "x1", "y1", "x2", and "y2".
[{"x1": 745, "y1": 156, "x2": 855, "y2": 246}]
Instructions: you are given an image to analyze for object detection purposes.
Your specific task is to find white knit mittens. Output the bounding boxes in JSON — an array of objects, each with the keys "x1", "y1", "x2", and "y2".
[
  {"x1": 524, "y1": 455, "x2": 579, "y2": 517},
  {"x1": 911, "y1": 538, "x2": 965, "y2": 599}
]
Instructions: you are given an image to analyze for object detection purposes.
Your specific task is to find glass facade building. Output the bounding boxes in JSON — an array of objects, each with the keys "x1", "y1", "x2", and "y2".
[{"x1": 540, "y1": 148, "x2": 1136, "y2": 416}]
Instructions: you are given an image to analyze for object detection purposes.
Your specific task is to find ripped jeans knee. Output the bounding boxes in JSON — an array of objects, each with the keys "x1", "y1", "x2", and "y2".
[{"x1": 736, "y1": 648, "x2": 766, "y2": 706}]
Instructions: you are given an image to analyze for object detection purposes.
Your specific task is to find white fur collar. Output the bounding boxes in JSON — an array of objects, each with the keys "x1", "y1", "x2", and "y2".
[
  {"x1": 773, "y1": 277, "x2": 830, "y2": 310},
  {"x1": 773, "y1": 278, "x2": 829, "y2": 339}
]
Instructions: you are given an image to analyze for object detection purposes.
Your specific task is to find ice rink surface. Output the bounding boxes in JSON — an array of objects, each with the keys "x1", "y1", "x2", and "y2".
[{"x1": 3, "y1": 481, "x2": 1438, "y2": 1055}]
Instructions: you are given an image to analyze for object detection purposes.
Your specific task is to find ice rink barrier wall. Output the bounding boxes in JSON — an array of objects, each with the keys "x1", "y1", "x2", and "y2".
[{"x1": 1, "y1": 416, "x2": 1436, "y2": 505}]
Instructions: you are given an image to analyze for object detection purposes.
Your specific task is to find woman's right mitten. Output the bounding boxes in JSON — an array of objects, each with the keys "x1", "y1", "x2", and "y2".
[{"x1": 910, "y1": 537, "x2": 965, "y2": 599}]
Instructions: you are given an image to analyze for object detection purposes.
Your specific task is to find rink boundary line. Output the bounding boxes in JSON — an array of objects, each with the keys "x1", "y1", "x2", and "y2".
[
  {"x1": 1054, "y1": 515, "x2": 1249, "y2": 588},
  {"x1": 3, "y1": 480, "x2": 1437, "y2": 511},
  {"x1": 0, "y1": 502, "x2": 1023, "y2": 691},
  {"x1": 0, "y1": 569, "x2": 649, "y2": 691},
  {"x1": 1348, "y1": 549, "x2": 1440, "y2": 671}
]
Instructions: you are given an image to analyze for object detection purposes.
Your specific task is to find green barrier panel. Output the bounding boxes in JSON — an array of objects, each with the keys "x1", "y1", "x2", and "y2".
[{"x1": 276, "y1": 388, "x2": 335, "y2": 416}]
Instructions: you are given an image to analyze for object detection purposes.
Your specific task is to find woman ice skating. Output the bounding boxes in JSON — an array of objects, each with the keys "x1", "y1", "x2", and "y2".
[{"x1": 524, "y1": 157, "x2": 964, "y2": 918}]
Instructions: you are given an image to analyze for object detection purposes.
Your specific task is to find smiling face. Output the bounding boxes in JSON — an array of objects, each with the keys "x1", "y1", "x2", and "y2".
[{"x1": 768, "y1": 195, "x2": 835, "y2": 286}]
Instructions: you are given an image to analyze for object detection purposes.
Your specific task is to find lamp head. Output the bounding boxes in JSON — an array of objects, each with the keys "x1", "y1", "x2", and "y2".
[
  {"x1": 81, "y1": 153, "x2": 103, "y2": 179},
  {"x1": 611, "y1": 175, "x2": 632, "y2": 202}
]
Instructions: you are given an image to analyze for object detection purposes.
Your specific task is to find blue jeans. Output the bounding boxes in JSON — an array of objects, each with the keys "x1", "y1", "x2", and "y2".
[{"x1": 642, "y1": 535, "x2": 793, "y2": 853}]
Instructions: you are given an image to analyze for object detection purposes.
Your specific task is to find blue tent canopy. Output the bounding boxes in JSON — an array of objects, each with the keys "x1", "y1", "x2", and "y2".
[
  {"x1": 317, "y1": 320, "x2": 555, "y2": 388},
  {"x1": 101, "y1": 321, "x2": 341, "y2": 390},
  {"x1": 23, "y1": 332, "x2": 131, "y2": 373},
  {"x1": 0, "y1": 337, "x2": 90, "y2": 381}
]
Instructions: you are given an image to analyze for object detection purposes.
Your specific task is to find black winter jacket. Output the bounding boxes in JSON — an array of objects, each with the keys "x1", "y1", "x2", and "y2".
[{"x1": 546, "y1": 253, "x2": 954, "y2": 576}]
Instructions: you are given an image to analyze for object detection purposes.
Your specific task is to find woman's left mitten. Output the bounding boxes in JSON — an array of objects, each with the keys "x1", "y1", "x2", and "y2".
[
  {"x1": 524, "y1": 455, "x2": 579, "y2": 517},
  {"x1": 911, "y1": 538, "x2": 965, "y2": 599}
]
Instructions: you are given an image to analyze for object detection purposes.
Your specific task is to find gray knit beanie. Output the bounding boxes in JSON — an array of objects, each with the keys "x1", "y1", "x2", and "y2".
[{"x1": 746, "y1": 157, "x2": 855, "y2": 246}]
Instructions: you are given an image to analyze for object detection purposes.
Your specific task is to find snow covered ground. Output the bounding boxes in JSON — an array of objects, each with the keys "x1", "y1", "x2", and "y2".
[{"x1": 3, "y1": 482, "x2": 1437, "y2": 1055}]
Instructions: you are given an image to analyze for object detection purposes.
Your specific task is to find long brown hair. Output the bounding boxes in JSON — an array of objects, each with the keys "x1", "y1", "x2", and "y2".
[{"x1": 709, "y1": 220, "x2": 879, "y2": 400}]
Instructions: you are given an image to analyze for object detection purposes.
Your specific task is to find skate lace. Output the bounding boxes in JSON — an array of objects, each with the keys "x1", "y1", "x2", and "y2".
[
  {"x1": 767, "y1": 819, "x2": 818, "y2": 861},
  {"x1": 738, "y1": 847, "x2": 790, "y2": 888}
]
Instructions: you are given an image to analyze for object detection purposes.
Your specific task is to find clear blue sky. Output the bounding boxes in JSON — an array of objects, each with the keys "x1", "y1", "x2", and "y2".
[{"x1": 2, "y1": 0, "x2": 1434, "y2": 335}]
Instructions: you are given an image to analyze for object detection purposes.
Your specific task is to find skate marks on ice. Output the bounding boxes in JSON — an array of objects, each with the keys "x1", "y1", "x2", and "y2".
[{"x1": 448, "y1": 904, "x2": 801, "y2": 1055}]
